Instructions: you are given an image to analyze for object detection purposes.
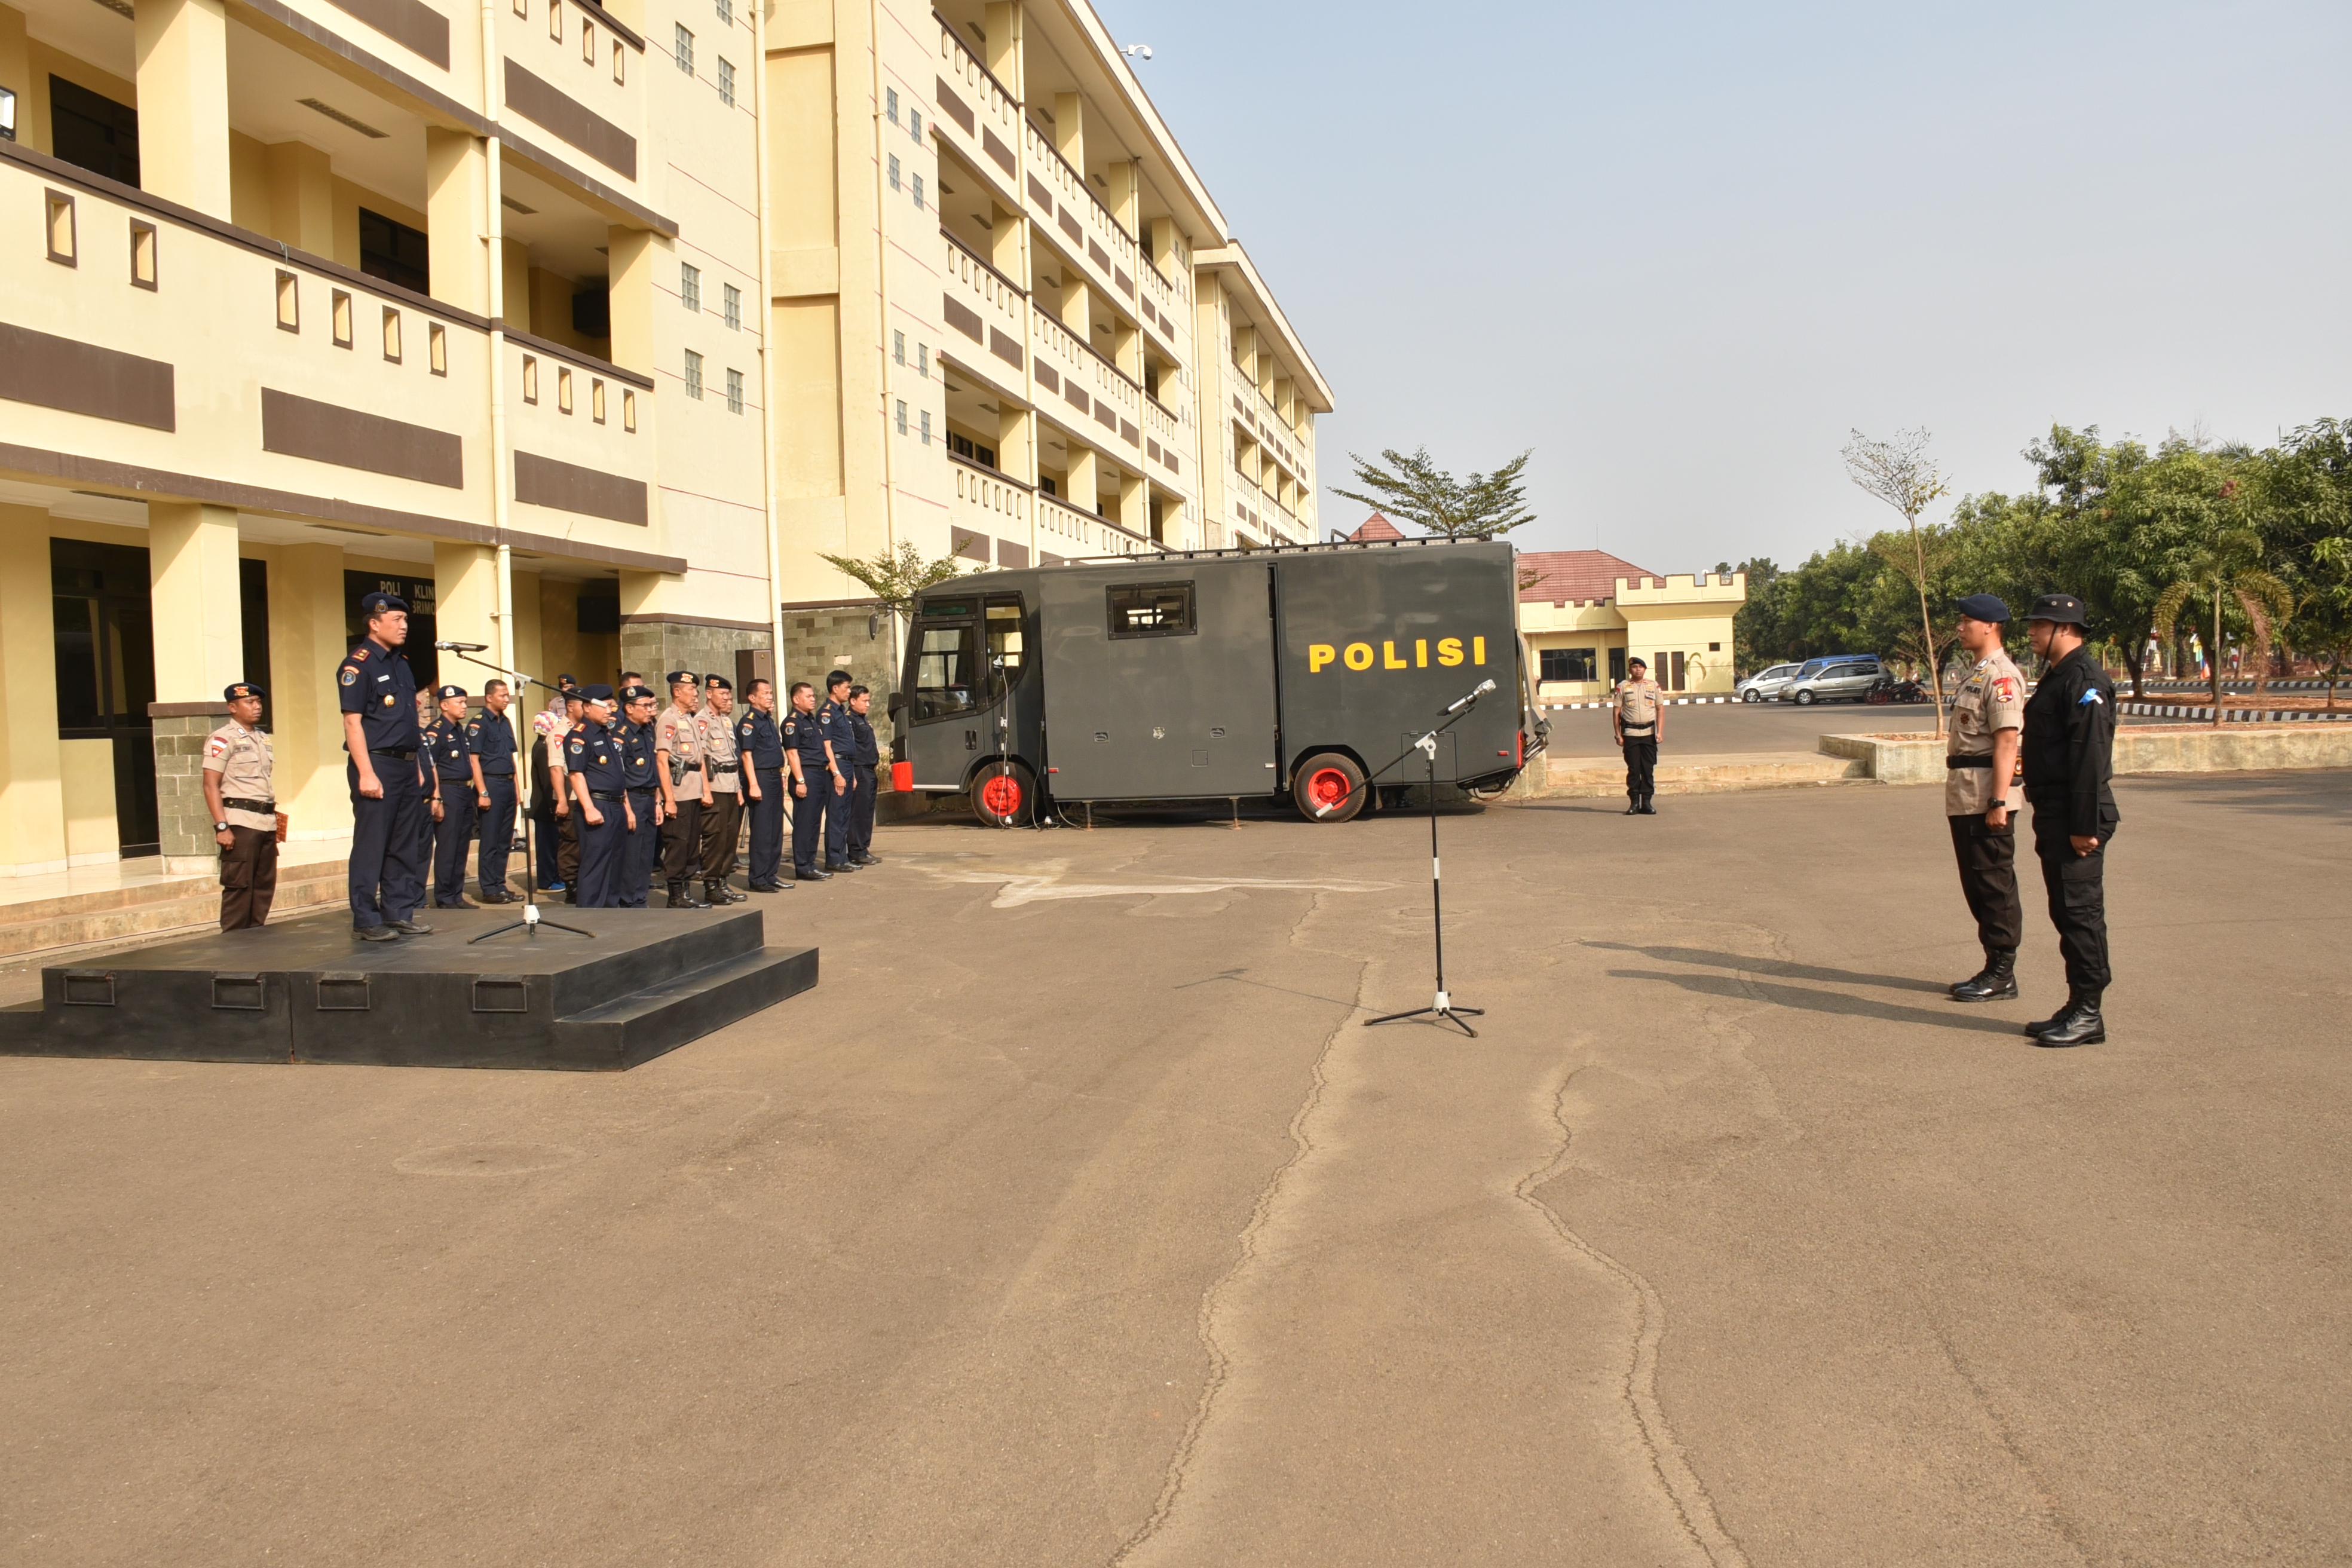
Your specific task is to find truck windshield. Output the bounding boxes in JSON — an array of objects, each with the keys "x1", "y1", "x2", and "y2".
[{"x1": 909, "y1": 596, "x2": 1024, "y2": 721}]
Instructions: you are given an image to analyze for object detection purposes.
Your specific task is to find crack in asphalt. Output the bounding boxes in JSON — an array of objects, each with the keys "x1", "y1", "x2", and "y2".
[
  {"x1": 1108, "y1": 892, "x2": 1365, "y2": 1566},
  {"x1": 1517, "y1": 1067, "x2": 1753, "y2": 1568},
  {"x1": 1924, "y1": 1309, "x2": 2094, "y2": 1566}
]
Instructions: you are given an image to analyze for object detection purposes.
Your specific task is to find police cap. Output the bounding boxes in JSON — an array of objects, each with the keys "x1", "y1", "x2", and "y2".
[
  {"x1": 1627, "y1": 656, "x2": 1648, "y2": 670},
  {"x1": 435, "y1": 684, "x2": 467, "y2": 700},
  {"x1": 359, "y1": 591, "x2": 409, "y2": 618},
  {"x1": 2026, "y1": 593, "x2": 2090, "y2": 627},
  {"x1": 702, "y1": 673, "x2": 732, "y2": 692},
  {"x1": 620, "y1": 684, "x2": 657, "y2": 704},
  {"x1": 581, "y1": 682, "x2": 616, "y2": 703},
  {"x1": 664, "y1": 669, "x2": 698, "y2": 687},
  {"x1": 223, "y1": 681, "x2": 266, "y2": 702},
  {"x1": 1954, "y1": 593, "x2": 2011, "y2": 624}
]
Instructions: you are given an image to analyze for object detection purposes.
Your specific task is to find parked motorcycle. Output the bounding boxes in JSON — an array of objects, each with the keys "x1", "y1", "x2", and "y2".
[{"x1": 1866, "y1": 676, "x2": 1928, "y2": 705}]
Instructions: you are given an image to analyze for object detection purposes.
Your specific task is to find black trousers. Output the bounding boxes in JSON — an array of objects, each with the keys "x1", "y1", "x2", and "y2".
[
  {"x1": 1947, "y1": 813, "x2": 2022, "y2": 951},
  {"x1": 219, "y1": 825, "x2": 278, "y2": 930},
  {"x1": 347, "y1": 755, "x2": 427, "y2": 930},
  {"x1": 1621, "y1": 735, "x2": 1656, "y2": 799},
  {"x1": 2031, "y1": 803, "x2": 2117, "y2": 994},
  {"x1": 576, "y1": 797, "x2": 625, "y2": 908},
  {"x1": 792, "y1": 770, "x2": 832, "y2": 874},
  {"x1": 621, "y1": 789, "x2": 660, "y2": 906},
  {"x1": 431, "y1": 783, "x2": 476, "y2": 904},
  {"x1": 848, "y1": 764, "x2": 877, "y2": 855},
  {"x1": 556, "y1": 804, "x2": 580, "y2": 887},
  {"x1": 477, "y1": 774, "x2": 517, "y2": 895},
  {"x1": 748, "y1": 767, "x2": 786, "y2": 885},
  {"x1": 660, "y1": 797, "x2": 705, "y2": 883},
  {"x1": 700, "y1": 791, "x2": 743, "y2": 880}
]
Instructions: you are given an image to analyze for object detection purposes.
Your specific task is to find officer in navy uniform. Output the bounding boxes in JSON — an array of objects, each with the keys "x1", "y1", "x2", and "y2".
[
  {"x1": 844, "y1": 683, "x2": 883, "y2": 866},
  {"x1": 817, "y1": 672, "x2": 859, "y2": 873},
  {"x1": 338, "y1": 592, "x2": 432, "y2": 941},
  {"x1": 738, "y1": 678, "x2": 789, "y2": 892},
  {"x1": 424, "y1": 684, "x2": 487, "y2": 908},
  {"x1": 566, "y1": 685, "x2": 629, "y2": 908},
  {"x1": 785, "y1": 681, "x2": 840, "y2": 881},
  {"x1": 2020, "y1": 593, "x2": 2121, "y2": 1047},
  {"x1": 617, "y1": 684, "x2": 664, "y2": 908},
  {"x1": 470, "y1": 679, "x2": 520, "y2": 904}
]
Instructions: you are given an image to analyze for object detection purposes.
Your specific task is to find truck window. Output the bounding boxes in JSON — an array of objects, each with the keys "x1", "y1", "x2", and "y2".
[
  {"x1": 982, "y1": 598, "x2": 1026, "y2": 704},
  {"x1": 910, "y1": 610, "x2": 978, "y2": 722},
  {"x1": 1107, "y1": 581, "x2": 1195, "y2": 638}
]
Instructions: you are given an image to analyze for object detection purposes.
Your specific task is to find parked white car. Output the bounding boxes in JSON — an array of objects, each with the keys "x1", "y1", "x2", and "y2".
[{"x1": 1737, "y1": 663, "x2": 1802, "y2": 703}]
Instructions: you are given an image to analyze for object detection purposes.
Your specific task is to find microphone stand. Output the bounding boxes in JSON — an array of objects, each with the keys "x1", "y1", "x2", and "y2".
[
  {"x1": 437, "y1": 647, "x2": 593, "y2": 944},
  {"x1": 1359, "y1": 683, "x2": 1493, "y2": 1037}
]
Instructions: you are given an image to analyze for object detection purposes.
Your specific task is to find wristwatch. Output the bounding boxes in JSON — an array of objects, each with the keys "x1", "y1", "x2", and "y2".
[{"x1": 214, "y1": 820, "x2": 231, "y2": 833}]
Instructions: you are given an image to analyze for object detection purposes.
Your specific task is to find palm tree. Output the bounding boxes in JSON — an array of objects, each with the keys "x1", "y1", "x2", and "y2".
[{"x1": 2152, "y1": 518, "x2": 2293, "y2": 725}]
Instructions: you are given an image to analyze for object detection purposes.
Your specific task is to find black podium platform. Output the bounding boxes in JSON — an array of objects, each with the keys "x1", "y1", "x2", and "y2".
[{"x1": 0, "y1": 908, "x2": 816, "y2": 1070}]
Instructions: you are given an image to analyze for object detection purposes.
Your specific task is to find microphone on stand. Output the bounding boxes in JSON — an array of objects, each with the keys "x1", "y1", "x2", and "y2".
[
  {"x1": 1445, "y1": 678, "x2": 1498, "y2": 714},
  {"x1": 434, "y1": 640, "x2": 491, "y2": 652}
]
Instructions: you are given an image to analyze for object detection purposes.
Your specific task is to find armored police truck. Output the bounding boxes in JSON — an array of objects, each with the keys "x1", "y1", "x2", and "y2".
[{"x1": 888, "y1": 538, "x2": 1538, "y2": 826}]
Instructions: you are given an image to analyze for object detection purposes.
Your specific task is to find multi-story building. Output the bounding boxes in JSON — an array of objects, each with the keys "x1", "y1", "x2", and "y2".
[
  {"x1": 0, "y1": 0, "x2": 1325, "y2": 884},
  {"x1": 763, "y1": 0, "x2": 1331, "y2": 682}
]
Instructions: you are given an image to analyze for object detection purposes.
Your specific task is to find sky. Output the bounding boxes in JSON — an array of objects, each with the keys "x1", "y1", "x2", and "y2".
[{"x1": 1091, "y1": 0, "x2": 2352, "y2": 574}]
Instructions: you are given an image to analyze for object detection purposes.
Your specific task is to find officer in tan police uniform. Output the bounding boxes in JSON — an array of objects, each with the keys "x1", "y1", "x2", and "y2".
[
  {"x1": 695, "y1": 673, "x2": 748, "y2": 905},
  {"x1": 1944, "y1": 594, "x2": 2028, "y2": 1002},
  {"x1": 1612, "y1": 656, "x2": 1664, "y2": 815},
  {"x1": 656, "y1": 672, "x2": 714, "y2": 908},
  {"x1": 202, "y1": 681, "x2": 278, "y2": 930}
]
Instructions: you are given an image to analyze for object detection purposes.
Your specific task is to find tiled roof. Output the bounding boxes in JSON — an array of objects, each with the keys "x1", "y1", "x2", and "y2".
[
  {"x1": 1515, "y1": 549, "x2": 1659, "y2": 604},
  {"x1": 1348, "y1": 513, "x2": 1408, "y2": 541}
]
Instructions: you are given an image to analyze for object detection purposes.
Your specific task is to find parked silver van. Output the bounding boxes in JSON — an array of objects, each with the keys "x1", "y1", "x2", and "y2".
[
  {"x1": 1737, "y1": 663, "x2": 1803, "y2": 703},
  {"x1": 1778, "y1": 656, "x2": 1885, "y2": 705}
]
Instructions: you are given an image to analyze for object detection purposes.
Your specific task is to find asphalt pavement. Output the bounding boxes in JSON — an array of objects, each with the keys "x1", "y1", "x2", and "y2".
[{"x1": 4, "y1": 770, "x2": 2346, "y2": 1566}]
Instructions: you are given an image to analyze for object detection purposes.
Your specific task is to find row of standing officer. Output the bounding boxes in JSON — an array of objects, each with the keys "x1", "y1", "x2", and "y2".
[{"x1": 1941, "y1": 592, "x2": 2118, "y2": 1047}]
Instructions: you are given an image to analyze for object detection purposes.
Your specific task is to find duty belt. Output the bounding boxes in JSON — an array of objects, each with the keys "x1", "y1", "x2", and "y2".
[
  {"x1": 1621, "y1": 722, "x2": 1656, "y2": 734},
  {"x1": 590, "y1": 789, "x2": 624, "y2": 801},
  {"x1": 1946, "y1": 755, "x2": 1994, "y2": 770},
  {"x1": 222, "y1": 797, "x2": 275, "y2": 813},
  {"x1": 370, "y1": 748, "x2": 416, "y2": 759},
  {"x1": 707, "y1": 760, "x2": 740, "y2": 774}
]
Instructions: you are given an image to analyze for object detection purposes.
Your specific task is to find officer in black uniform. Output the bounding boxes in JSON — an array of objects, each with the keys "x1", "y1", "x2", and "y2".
[
  {"x1": 818, "y1": 672, "x2": 859, "y2": 872},
  {"x1": 471, "y1": 679, "x2": 520, "y2": 903},
  {"x1": 566, "y1": 685, "x2": 628, "y2": 908},
  {"x1": 2020, "y1": 593, "x2": 2120, "y2": 1047},
  {"x1": 552, "y1": 683, "x2": 586, "y2": 899},
  {"x1": 617, "y1": 684, "x2": 664, "y2": 908},
  {"x1": 738, "y1": 677, "x2": 790, "y2": 892},
  {"x1": 338, "y1": 592, "x2": 431, "y2": 941},
  {"x1": 424, "y1": 684, "x2": 486, "y2": 908},
  {"x1": 845, "y1": 683, "x2": 883, "y2": 866},
  {"x1": 785, "y1": 681, "x2": 838, "y2": 881}
]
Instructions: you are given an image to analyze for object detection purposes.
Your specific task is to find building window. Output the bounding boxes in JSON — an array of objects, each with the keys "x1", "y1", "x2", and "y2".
[
  {"x1": 674, "y1": 23, "x2": 694, "y2": 75},
  {"x1": 918, "y1": 409, "x2": 932, "y2": 445},
  {"x1": 684, "y1": 349, "x2": 704, "y2": 399},
  {"x1": 887, "y1": 154, "x2": 900, "y2": 191},
  {"x1": 48, "y1": 76, "x2": 139, "y2": 188},
  {"x1": 715, "y1": 0, "x2": 731, "y2": 22},
  {"x1": 911, "y1": 173, "x2": 924, "y2": 210},
  {"x1": 896, "y1": 399, "x2": 908, "y2": 434},
  {"x1": 718, "y1": 57, "x2": 734, "y2": 107},
  {"x1": 947, "y1": 430, "x2": 997, "y2": 468},
  {"x1": 1539, "y1": 647, "x2": 1597, "y2": 683},
  {"x1": 1709, "y1": 641, "x2": 1722, "y2": 651},
  {"x1": 679, "y1": 262, "x2": 701, "y2": 313},
  {"x1": 359, "y1": 208, "x2": 429, "y2": 293},
  {"x1": 130, "y1": 221, "x2": 157, "y2": 289},
  {"x1": 1039, "y1": 474, "x2": 1057, "y2": 497},
  {"x1": 722, "y1": 281, "x2": 740, "y2": 330},
  {"x1": 1609, "y1": 647, "x2": 1626, "y2": 683},
  {"x1": 893, "y1": 330, "x2": 905, "y2": 365},
  {"x1": 725, "y1": 367, "x2": 743, "y2": 414},
  {"x1": 917, "y1": 343, "x2": 929, "y2": 377},
  {"x1": 909, "y1": 109, "x2": 922, "y2": 141},
  {"x1": 886, "y1": 86, "x2": 898, "y2": 124}
]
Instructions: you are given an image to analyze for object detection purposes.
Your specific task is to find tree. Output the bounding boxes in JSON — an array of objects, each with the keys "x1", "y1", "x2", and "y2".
[
  {"x1": 816, "y1": 541, "x2": 973, "y2": 686},
  {"x1": 2151, "y1": 512, "x2": 2294, "y2": 725},
  {"x1": 1331, "y1": 447, "x2": 1535, "y2": 540},
  {"x1": 2303, "y1": 537, "x2": 2352, "y2": 708},
  {"x1": 1842, "y1": 428, "x2": 1953, "y2": 734}
]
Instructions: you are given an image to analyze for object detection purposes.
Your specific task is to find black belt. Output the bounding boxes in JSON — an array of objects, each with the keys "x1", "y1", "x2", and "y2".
[
  {"x1": 370, "y1": 748, "x2": 415, "y2": 760},
  {"x1": 482, "y1": 771, "x2": 515, "y2": 779},
  {"x1": 222, "y1": 797, "x2": 275, "y2": 813},
  {"x1": 1947, "y1": 755, "x2": 1993, "y2": 770},
  {"x1": 707, "y1": 761, "x2": 739, "y2": 774},
  {"x1": 590, "y1": 790, "x2": 624, "y2": 801},
  {"x1": 1621, "y1": 723, "x2": 1655, "y2": 734}
]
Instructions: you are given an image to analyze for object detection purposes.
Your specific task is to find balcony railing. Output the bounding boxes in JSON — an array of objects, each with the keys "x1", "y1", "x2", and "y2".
[
  {"x1": 1028, "y1": 302, "x2": 1143, "y2": 467},
  {"x1": 504, "y1": 330, "x2": 656, "y2": 532},
  {"x1": 1019, "y1": 121, "x2": 1141, "y2": 316},
  {"x1": 941, "y1": 229, "x2": 1027, "y2": 384},
  {"x1": 933, "y1": 14, "x2": 1024, "y2": 201},
  {"x1": 1037, "y1": 490, "x2": 1156, "y2": 558}
]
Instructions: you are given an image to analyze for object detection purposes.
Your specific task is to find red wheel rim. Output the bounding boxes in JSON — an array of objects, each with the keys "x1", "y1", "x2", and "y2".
[
  {"x1": 1304, "y1": 767, "x2": 1352, "y2": 811},
  {"x1": 979, "y1": 773, "x2": 1023, "y2": 817}
]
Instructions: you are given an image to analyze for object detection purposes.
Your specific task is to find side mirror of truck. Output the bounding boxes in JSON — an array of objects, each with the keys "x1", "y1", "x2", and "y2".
[{"x1": 887, "y1": 691, "x2": 907, "y2": 717}]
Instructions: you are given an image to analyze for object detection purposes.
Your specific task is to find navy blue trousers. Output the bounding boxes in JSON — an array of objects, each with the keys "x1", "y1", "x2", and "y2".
[
  {"x1": 532, "y1": 803, "x2": 561, "y2": 888},
  {"x1": 748, "y1": 766, "x2": 785, "y2": 886},
  {"x1": 791, "y1": 769, "x2": 832, "y2": 874},
  {"x1": 477, "y1": 774, "x2": 517, "y2": 896},
  {"x1": 347, "y1": 755, "x2": 427, "y2": 929},
  {"x1": 621, "y1": 789, "x2": 660, "y2": 907},
  {"x1": 431, "y1": 781, "x2": 476, "y2": 905},
  {"x1": 575, "y1": 798, "x2": 625, "y2": 908},
  {"x1": 848, "y1": 764, "x2": 877, "y2": 855}
]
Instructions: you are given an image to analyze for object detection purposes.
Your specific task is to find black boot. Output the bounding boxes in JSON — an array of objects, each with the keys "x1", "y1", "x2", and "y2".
[
  {"x1": 706, "y1": 877, "x2": 745, "y2": 905},
  {"x1": 1625, "y1": 797, "x2": 1641, "y2": 816},
  {"x1": 667, "y1": 880, "x2": 708, "y2": 909},
  {"x1": 1637, "y1": 794, "x2": 1657, "y2": 815},
  {"x1": 1950, "y1": 948, "x2": 2019, "y2": 1003},
  {"x1": 2032, "y1": 992, "x2": 2106, "y2": 1047}
]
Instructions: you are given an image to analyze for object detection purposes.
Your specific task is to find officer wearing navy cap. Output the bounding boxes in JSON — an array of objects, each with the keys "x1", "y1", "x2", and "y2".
[
  {"x1": 1944, "y1": 595, "x2": 2028, "y2": 1003},
  {"x1": 817, "y1": 670, "x2": 859, "y2": 871},
  {"x1": 737, "y1": 678, "x2": 789, "y2": 892},
  {"x1": 470, "y1": 679, "x2": 520, "y2": 904},
  {"x1": 566, "y1": 685, "x2": 629, "y2": 907},
  {"x1": 339, "y1": 592, "x2": 431, "y2": 941},
  {"x1": 424, "y1": 684, "x2": 488, "y2": 908},
  {"x1": 2020, "y1": 593, "x2": 2119, "y2": 1046},
  {"x1": 617, "y1": 684, "x2": 665, "y2": 906},
  {"x1": 203, "y1": 681, "x2": 277, "y2": 930}
]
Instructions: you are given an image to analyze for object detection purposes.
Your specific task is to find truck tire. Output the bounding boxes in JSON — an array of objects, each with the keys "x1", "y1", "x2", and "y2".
[
  {"x1": 971, "y1": 761, "x2": 1033, "y2": 829},
  {"x1": 1293, "y1": 754, "x2": 1367, "y2": 823}
]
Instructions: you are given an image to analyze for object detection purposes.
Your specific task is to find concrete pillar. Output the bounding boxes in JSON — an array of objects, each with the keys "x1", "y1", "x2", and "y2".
[
  {"x1": 265, "y1": 141, "x2": 335, "y2": 255},
  {"x1": 432, "y1": 542, "x2": 500, "y2": 693},
  {"x1": 990, "y1": 199, "x2": 1022, "y2": 283},
  {"x1": 1114, "y1": 467, "x2": 1144, "y2": 537},
  {"x1": 984, "y1": 1, "x2": 1021, "y2": 97},
  {"x1": 266, "y1": 541, "x2": 356, "y2": 840},
  {"x1": 148, "y1": 502, "x2": 243, "y2": 867},
  {"x1": 1107, "y1": 159, "x2": 1138, "y2": 235},
  {"x1": 425, "y1": 128, "x2": 491, "y2": 314},
  {"x1": 997, "y1": 406, "x2": 1034, "y2": 488},
  {"x1": 0, "y1": 504, "x2": 68, "y2": 877},
  {"x1": 1066, "y1": 445, "x2": 1100, "y2": 520},
  {"x1": 1058, "y1": 275, "x2": 1089, "y2": 341},
  {"x1": 133, "y1": 0, "x2": 231, "y2": 217},
  {"x1": 608, "y1": 225, "x2": 659, "y2": 374},
  {"x1": 1113, "y1": 318, "x2": 1139, "y2": 378},
  {"x1": 500, "y1": 239, "x2": 531, "y2": 332},
  {"x1": 0, "y1": 7, "x2": 32, "y2": 136},
  {"x1": 1052, "y1": 91, "x2": 1083, "y2": 173}
]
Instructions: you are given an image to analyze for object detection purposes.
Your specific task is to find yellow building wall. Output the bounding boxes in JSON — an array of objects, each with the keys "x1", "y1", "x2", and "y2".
[{"x1": 60, "y1": 739, "x2": 121, "y2": 863}]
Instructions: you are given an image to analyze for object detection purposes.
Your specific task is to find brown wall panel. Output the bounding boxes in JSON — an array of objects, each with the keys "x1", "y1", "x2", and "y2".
[
  {"x1": 503, "y1": 60, "x2": 638, "y2": 180},
  {"x1": 988, "y1": 327, "x2": 1022, "y2": 369},
  {"x1": 942, "y1": 295, "x2": 984, "y2": 343},
  {"x1": 260, "y1": 387, "x2": 462, "y2": 486},
  {"x1": 0, "y1": 321, "x2": 175, "y2": 430},
  {"x1": 513, "y1": 449, "x2": 650, "y2": 525},
  {"x1": 322, "y1": 0, "x2": 451, "y2": 68}
]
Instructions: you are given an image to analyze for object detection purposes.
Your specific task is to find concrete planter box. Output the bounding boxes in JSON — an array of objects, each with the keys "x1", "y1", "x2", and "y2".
[{"x1": 1822, "y1": 726, "x2": 2352, "y2": 784}]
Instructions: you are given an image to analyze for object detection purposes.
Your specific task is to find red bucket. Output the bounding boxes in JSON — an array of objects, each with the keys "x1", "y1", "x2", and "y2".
[{"x1": 890, "y1": 760, "x2": 914, "y2": 794}]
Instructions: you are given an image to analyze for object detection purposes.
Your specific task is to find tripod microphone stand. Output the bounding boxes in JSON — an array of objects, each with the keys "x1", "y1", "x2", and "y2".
[
  {"x1": 436, "y1": 644, "x2": 594, "y2": 945},
  {"x1": 1343, "y1": 678, "x2": 1497, "y2": 1038}
]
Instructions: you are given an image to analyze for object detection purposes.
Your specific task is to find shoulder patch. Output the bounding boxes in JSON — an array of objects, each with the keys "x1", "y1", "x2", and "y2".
[
  {"x1": 2080, "y1": 688, "x2": 2104, "y2": 705},
  {"x1": 1993, "y1": 677, "x2": 2017, "y2": 701},
  {"x1": 568, "y1": 739, "x2": 586, "y2": 755},
  {"x1": 353, "y1": 647, "x2": 369, "y2": 662},
  {"x1": 205, "y1": 736, "x2": 228, "y2": 757},
  {"x1": 339, "y1": 668, "x2": 358, "y2": 687}
]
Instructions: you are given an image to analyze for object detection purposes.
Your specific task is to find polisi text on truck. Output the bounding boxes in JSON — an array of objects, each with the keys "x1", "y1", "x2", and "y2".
[{"x1": 1307, "y1": 636, "x2": 1488, "y2": 674}]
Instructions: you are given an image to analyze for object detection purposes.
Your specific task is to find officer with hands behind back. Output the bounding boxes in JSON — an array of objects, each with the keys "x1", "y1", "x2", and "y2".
[
  {"x1": 1944, "y1": 595, "x2": 2028, "y2": 1002},
  {"x1": 785, "y1": 681, "x2": 835, "y2": 881},
  {"x1": 566, "y1": 685, "x2": 628, "y2": 908},
  {"x1": 738, "y1": 678, "x2": 789, "y2": 892},
  {"x1": 424, "y1": 684, "x2": 488, "y2": 908},
  {"x1": 697, "y1": 674, "x2": 748, "y2": 905},
  {"x1": 617, "y1": 684, "x2": 664, "y2": 908},
  {"x1": 656, "y1": 672, "x2": 712, "y2": 909},
  {"x1": 203, "y1": 681, "x2": 277, "y2": 931},
  {"x1": 470, "y1": 679, "x2": 519, "y2": 903},
  {"x1": 818, "y1": 670, "x2": 858, "y2": 871},
  {"x1": 845, "y1": 684, "x2": 883, "y2": 866},
  {"x1": 2020, "y1": 594, "x2": 2120, "y2": 1048},
  {"x1": 338, "y1": 592, "x2": 433, "y2": 942},
  {"x1": 1613, "y1": 656, "x2": 1664, "y2": 815}
]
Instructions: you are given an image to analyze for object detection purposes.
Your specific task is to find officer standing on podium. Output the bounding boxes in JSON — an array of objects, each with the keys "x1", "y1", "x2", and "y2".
[
  {"x1": 786, "y1": 681, "x2": 840, "y2": 881},
  {"x1": 470, "y1": 679, "x2": 519, "y2": 904},
  {"x1": 738, "y1": 678, "x2": 789, "y2": 893},
  {"x1": 338, "y1": 591, "x2": 431, "y2": 941},
  {"x1": 567, "y1": 685, "x2": 627, "y2": 908},
  {"x1": 656, "y1": 672, "x2": 712, "y2": 909},
  {"x1": 617, "y1": 683, "x2": 664, "y2": 908},
  {"x1": 424, "y1": 684, "x2": 487, "y2": 908},
  {"x1": 696, "y1": 673, "x2": 748, "y2": 905}
]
